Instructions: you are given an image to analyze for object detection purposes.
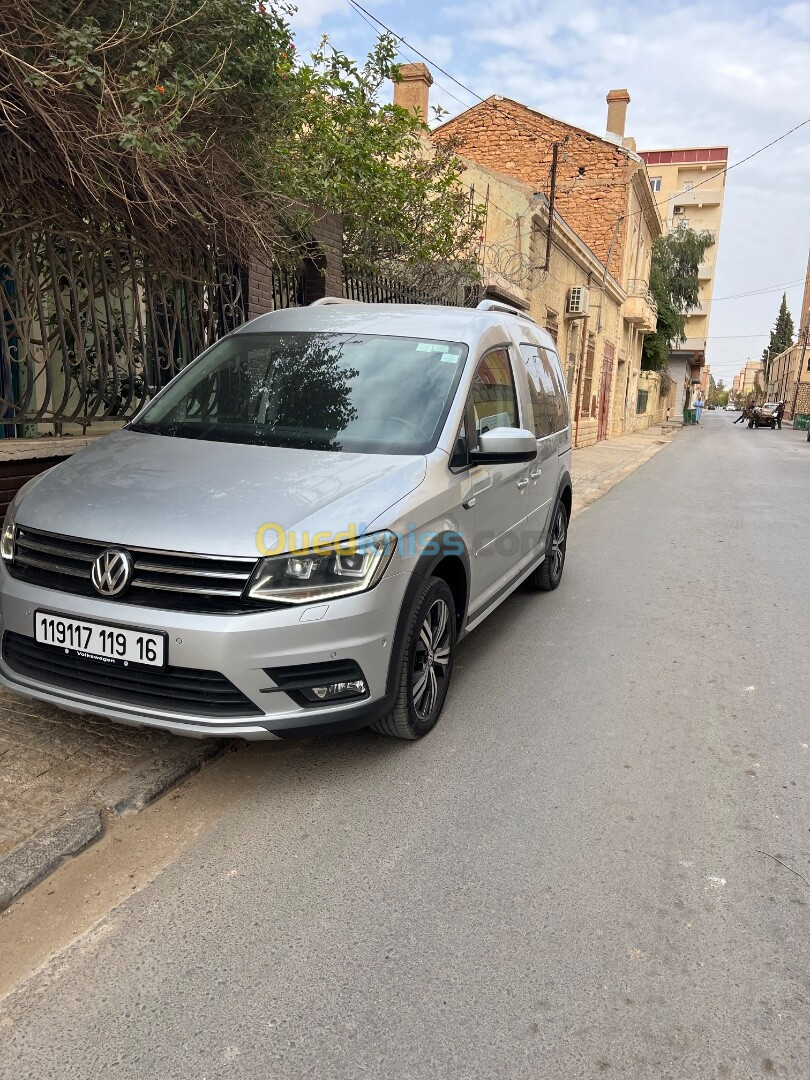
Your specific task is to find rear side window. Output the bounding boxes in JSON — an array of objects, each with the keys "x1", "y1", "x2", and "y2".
[
  {"x1": 520, "y1": 343, "x2": 568, "y2": 437},
  {"x1": 471, "y1": 348, "x2": 519, "y2": 440}
]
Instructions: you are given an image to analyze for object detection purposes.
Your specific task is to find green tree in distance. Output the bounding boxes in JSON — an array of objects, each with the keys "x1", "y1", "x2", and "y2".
[
  {"x1": 761, "y1": 293, "x2": 795, "y2": 381},
  {"x1": 642, "y1": 225, "x2": 715, "y2": 372}
]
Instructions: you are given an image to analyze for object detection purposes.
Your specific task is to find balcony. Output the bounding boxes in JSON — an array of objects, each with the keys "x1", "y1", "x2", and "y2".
[
  {"x1": 673, "y1": 187, "x2": 723, "y2": 207},
  {"x1": 697, "y1": 261, "x2": 713, "y2": 280},
  {"x1": 624, "y1": 279, "x2": 658, "y2": 333}
]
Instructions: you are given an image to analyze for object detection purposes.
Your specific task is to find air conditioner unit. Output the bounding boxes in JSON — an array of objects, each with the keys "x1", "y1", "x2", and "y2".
[
  {"x1": 674, "y1": 205, "x2": 685, "y2": 214},
  {"x1": 566, "y1": 286, "x2": 590, "y2": 317}
]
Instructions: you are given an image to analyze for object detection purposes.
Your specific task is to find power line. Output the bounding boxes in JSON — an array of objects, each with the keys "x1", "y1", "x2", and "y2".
[
  {"x1": 346, "y1": 0, "x2": 810, "y2": 232},
  {"x1": 706, "y1": 276, "x2": 809, "y2": 303}
]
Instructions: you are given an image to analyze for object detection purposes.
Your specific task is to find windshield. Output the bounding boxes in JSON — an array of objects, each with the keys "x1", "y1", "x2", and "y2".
[{"x1": 130, "y1": 332, "x2": 468, "y2": 454}]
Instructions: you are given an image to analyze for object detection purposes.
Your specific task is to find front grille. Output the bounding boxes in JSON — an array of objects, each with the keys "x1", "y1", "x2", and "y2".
[
  {"x1": 3, "y1": 632, "x2": 263, "y2": 719},
  {"x1": 8, "y1": 526, "x2": 259, "y2": 614}
]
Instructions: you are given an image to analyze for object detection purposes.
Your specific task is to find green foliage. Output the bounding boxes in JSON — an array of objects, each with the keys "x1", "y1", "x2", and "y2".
[
  {"x1": 642, "y1": 225, "x2": 715, "y2": 371},
  {"x1": 707, "y1": 377, "x2": 728, "y2": 407},
  {"x1": 1, "y1": 1, "x2": 483, "y2": 282},
  {"x1": 762, "y1": 293, "x2": 795, "y2": 374}
]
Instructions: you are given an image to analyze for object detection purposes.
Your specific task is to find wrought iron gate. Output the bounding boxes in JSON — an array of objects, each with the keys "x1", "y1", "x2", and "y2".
[{"x1": 0, "y1": 229, "x2": 294, "y2": 434}]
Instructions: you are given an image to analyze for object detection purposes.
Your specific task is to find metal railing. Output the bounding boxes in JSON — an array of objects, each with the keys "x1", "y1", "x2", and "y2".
[
  {"x1": 627, "y1": 278, "x2": 659, "y2": 318},
  {"x1": 0, "y1": 229, "x2": 257, "y2": 433},
  {"x1": 343, "y1": 271, "x2": 457, "y2": 306}
]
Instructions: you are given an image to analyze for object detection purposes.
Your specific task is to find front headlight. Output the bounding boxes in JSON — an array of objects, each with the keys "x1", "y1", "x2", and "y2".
[
  {"x1": 0, "y1": 510, "x2": 15, "y2": 563},
  {"x1": 247, "y1": 531, "x2": 397, "y2": 604}
]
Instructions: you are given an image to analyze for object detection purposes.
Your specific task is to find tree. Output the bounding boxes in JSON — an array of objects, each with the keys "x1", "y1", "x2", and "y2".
[
  {"x1": 642, "y1": 224, "x2": 715, "y2": 372},
  {"x1": 762, "y1": 293, "x2": 794, "y2": 381},
  {"x1": 0, "y1": 2, "x2": 484, "y2": 282}
]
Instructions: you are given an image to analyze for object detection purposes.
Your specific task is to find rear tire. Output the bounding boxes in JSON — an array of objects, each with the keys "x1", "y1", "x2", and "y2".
[
  {"x1": 528, "y1": 501, "x2": 568, "y2": 592},
  {"x1": 371, "y1": 577, "x2": 456, "y2": 740}
]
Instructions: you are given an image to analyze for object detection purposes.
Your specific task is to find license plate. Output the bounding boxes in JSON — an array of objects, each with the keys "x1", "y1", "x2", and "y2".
[{"x1": 34, "y1": 611, "x2": 166, "y2": 668}]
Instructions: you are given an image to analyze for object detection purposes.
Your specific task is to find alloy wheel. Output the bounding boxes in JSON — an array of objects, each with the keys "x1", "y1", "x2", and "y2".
[
  {"x1": 411, "y1": 598, "x2": 452, "y2": 720},
  {"x1": 550, "y1": 507, "x2": 566, "y2": 581}
]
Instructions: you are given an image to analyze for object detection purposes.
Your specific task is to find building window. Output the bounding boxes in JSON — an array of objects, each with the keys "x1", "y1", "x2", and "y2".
[
  {"x1": 683, "y1": 180, "x2": 693, "y2": 191},
  {"x1": 649, "y1": 177, "x2": 662, "y2": 193},
  {"x1": 637, "y1": 388, "x2": 649, "y2": 414}
]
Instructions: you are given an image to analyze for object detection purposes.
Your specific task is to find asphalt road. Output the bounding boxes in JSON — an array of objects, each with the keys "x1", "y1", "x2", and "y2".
[{"x1": 2, "y1": 414, "x2": 809, "y2": 1080}]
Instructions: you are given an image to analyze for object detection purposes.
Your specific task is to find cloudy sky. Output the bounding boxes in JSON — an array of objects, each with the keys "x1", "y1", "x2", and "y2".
[{"x1": 292, "y1": 0, "x2": 810, "y2": 384}]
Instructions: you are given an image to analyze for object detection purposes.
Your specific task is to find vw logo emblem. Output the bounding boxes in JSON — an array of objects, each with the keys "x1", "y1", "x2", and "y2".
[{"x1": 91, "y1": 549, "x2": 133, "y2": 597}]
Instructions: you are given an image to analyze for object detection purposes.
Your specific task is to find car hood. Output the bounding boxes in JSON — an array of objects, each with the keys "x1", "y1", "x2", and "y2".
[{"x1": 15, "y1": 430, "x2": 426, "y2": 557}]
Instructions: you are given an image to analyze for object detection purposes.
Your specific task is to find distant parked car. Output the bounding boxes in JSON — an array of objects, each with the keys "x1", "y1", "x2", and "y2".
[
  {"x1": 725, "y1": 404, "x2": 738, "y2": 411},
  {"x1": 707, "y1": 404, "x2": 716, "y2": 410}
]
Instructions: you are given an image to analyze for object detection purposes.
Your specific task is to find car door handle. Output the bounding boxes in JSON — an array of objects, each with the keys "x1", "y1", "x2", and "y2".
[
  {"x1": 530, "y1": 467, "x2": 542, "y2": 479},
  {"x1": 516, "y1": 477, "x2": 529, "y2": 489},
  {"x1": 462, "y1": 496, "x2": 476, "y2": 508}
]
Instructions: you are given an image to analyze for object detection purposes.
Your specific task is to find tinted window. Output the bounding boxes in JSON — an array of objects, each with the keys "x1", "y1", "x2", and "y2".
[
  {"x1": 471, "y1": 348, "x2": 519, "y2": 443},
  {"x1": 520, "y1": 343, "x2": 568, "y2": 437},
  {"x1": 131, "y1": 332, "x2": 467, "y2": 455}
]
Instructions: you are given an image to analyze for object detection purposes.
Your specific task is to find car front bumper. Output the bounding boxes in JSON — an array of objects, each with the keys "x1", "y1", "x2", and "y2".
[{"x1": 0, "y1": 563, "x2": 409, "y2": 740}]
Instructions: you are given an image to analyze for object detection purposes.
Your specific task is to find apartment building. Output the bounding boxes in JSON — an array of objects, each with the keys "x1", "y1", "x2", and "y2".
[
  {"x1": 639, "y1": 145, "x2": 728, "y2": 418},
  {"x1": 734, "y1": 359, "x2": 766, "y2": 401}
]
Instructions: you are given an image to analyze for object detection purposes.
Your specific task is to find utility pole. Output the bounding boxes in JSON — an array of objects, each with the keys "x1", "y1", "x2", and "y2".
[{"x1": 540, "y1": 142, "x2": 560, "y2": 272}]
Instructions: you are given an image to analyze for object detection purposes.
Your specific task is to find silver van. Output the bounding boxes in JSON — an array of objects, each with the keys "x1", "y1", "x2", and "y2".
[{"x1": 0, "y1": 300, "x2": 572, "y2": 740}]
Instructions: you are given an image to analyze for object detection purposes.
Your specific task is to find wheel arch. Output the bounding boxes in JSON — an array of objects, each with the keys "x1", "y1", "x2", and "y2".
[{"x1": 385, "y1": 532, "x2": 470, "y2": 695}]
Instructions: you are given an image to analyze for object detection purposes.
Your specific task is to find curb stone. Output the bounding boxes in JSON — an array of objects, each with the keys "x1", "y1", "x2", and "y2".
[
  {"x1": 0, "y1": 738, "x2": 232, "y2": 911},
  {"x1": 0, "y1": 807, "x2": 103, "y2": 911}
]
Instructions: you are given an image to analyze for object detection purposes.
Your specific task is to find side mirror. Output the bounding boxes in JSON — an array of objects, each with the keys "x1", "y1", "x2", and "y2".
[{"x1": 470, "y1": 426, "x2": 537, "y2": 464}]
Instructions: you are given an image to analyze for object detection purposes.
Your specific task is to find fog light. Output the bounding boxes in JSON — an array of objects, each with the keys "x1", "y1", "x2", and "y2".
[{"x1": 308, "y1": 680, "x2": 367, "y2": 702}]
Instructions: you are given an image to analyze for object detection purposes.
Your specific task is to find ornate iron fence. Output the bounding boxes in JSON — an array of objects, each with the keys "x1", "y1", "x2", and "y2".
[
  {"x1": 0, "y1": 229, "x2": 257, "y2": 434},
  {"x1": 343, "y1": 271, "x2": 459, "y2": 307}
]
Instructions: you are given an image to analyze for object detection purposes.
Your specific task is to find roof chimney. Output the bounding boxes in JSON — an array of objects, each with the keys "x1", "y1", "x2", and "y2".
[
  {"x1": 393, "y1": 63, "x2": 433, "y2": 120},
  {"x1": 606, "y1": 88, "x2": 631, "y2": 140}
]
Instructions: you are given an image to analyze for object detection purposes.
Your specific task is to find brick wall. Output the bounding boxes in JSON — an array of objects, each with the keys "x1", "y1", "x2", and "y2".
[
  {"x1": 436, "y1": 98, "x2": 632, "y2": 274},
  {"x1": 248, "y1": 207, "x2": 343, "y2": 318}
]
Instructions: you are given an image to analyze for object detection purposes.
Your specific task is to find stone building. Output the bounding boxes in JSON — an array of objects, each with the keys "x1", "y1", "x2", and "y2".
[
  {"x1": 767, "y1": 256, "x2": 810, "y2": 423},
  {"x1": 416, "y1": 77, "x2": 662, "y2": 446},
  {"x1": 638, "y1": 145, "x2": 728, "y2": 421}
]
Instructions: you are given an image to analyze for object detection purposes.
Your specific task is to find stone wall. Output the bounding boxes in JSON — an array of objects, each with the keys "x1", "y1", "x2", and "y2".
[{"x1": 436, "y1": 98, "x2": 634, "y2": 275}]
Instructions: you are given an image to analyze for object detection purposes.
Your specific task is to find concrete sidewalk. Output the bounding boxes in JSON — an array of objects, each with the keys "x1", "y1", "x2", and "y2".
[
  {"x1": 0, "y1": 422, "x2": 677, "y2": 908},
  {"x1": 571, "y1": 423, "x2": 677, "y2": 517}
]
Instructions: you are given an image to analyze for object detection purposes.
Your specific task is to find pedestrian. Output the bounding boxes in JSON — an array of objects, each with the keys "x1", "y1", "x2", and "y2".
[
  {"x1": 776, "y1": 401, "x2": 785, "y2": 430},
  {"x1": 694, "y1": 395, "x2": 704, "y2": 424}
]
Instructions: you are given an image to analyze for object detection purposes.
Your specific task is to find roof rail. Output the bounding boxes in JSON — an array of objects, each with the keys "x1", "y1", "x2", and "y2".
[
  {"x1": 476, "y1": 299, "x2": 537, "y2": 323},
  {"x1": 309, "y1": 296, "x2": 360, "y2": 306}
]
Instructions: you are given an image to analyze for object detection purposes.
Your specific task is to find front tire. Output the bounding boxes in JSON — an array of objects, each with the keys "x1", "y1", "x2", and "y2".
[
  {"x1": 528, "y1": 501, "x2": 568, "y2": 592},
  {"x1": 371, "y1": 577, "x2": 456, "y2": 740}
]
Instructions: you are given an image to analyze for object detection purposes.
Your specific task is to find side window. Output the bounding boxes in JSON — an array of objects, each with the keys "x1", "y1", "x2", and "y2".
[
  {"x1": 520, "y1": 343, "x2": 567, "y2": 437},
  {"x1": 471, "y1": 348, "x2": 519, "y2": 443}
]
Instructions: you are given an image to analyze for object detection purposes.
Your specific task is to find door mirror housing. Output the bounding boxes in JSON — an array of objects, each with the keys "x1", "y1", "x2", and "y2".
[{"x1": 470, "y1": 427, "x2": 537, "y2": 464}]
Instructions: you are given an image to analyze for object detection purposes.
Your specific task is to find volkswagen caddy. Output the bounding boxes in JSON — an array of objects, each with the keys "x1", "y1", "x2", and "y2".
[{"x1": 0, "y1": 300, "x2": 572, "y2": 740}]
